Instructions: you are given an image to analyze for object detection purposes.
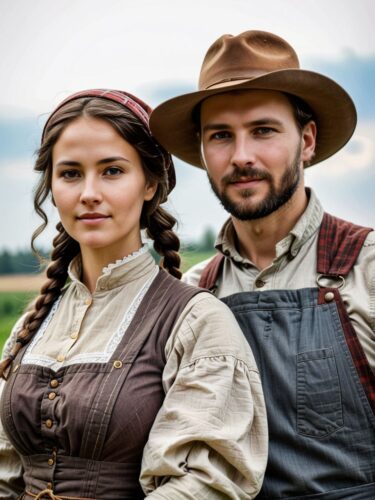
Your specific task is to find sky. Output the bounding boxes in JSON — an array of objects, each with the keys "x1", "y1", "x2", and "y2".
[{"x1": 0, "y1": 0, "x2": 374, "y2": 250}]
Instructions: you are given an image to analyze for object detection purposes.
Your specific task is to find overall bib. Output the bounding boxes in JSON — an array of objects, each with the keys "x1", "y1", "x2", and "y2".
[
  {"x1": 200, "y1": 213, "x2": 375, "y2": 499},
  {"x1": 1, "y1": 270, "x2": 202, "y2": 499}
]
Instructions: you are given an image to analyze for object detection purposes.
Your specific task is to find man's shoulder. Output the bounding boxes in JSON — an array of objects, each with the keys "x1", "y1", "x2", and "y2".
[{"x1": 182, "y1": 254, "x2": 220, "y2": 286}]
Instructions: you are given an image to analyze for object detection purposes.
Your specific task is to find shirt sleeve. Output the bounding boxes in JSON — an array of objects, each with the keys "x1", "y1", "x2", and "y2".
[
  {"x1": 140, "y1": 292, "x2": 268, "y2": 499},
  {"x1": 0, "y1": 318, "x2": 25, "y2": 497}
]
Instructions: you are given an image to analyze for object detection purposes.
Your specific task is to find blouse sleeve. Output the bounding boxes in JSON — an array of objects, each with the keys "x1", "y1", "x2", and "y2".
[
  {"x1": 140, "y1": 292, "x2": 268, "y2": 499},
  {"x1": 0, "y1": 317, "x2": 25, "y2": 498}
]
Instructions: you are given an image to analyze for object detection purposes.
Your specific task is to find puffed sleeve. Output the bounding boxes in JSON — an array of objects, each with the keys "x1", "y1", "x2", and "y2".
[
  {"x1": 140, "y1": 292, "x2": 268, "y2": 499},
  {"x1": 0, "y1": 316, "x2": 25, "y2": 498}
]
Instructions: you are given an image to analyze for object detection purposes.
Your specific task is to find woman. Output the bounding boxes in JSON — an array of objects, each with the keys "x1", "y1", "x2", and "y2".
[{"x1": 0, "y1": 89, "x2": 267, "y2": 499}]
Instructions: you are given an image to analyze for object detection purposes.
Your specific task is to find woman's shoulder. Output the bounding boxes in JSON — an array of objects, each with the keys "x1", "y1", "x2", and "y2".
[
  {"x1": 166, "y1": 289, "x2": 258, "y2": 371},
  {"x1": 1, "y1": 313, "x2": 28, "y2": 359}
]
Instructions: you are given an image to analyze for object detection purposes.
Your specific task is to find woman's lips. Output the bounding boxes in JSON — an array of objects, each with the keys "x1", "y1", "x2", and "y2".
[{"x1": 77, "y1": 213, "x2": 110, "y2": 224}]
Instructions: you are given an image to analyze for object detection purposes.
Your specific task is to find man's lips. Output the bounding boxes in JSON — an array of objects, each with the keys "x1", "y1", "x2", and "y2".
[{"x1": 228, "y1": 177, "x2": 266, "y2": 188}]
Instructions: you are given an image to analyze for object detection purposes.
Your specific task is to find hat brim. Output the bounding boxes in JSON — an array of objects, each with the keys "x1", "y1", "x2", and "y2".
[{"x1": 150, "y1": 69, "x2": 357, "y2": 168}]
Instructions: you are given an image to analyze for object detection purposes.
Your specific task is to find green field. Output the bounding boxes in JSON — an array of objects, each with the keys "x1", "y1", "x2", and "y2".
[
  {"x1": 0, "y1": 251, "x2": 215, "y2": 354},
  {"x1": 0, "y1": 292, "x2": 36, "y2": 353}
]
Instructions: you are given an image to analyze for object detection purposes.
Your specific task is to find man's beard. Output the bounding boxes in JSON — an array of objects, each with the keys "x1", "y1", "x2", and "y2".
[{"x1": 207, "y1": 144, "x2": 302, "y2": 221}]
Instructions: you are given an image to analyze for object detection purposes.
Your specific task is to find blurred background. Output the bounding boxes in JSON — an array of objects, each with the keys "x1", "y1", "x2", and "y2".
[{"x1": 0, "y1": 0, "x2": 374, "y2": 344}]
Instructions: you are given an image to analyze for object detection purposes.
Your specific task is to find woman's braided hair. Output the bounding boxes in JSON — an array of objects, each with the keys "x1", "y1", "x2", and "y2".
[{"x1": 0, "y1": 94, "x2": 181, "y2": 379}]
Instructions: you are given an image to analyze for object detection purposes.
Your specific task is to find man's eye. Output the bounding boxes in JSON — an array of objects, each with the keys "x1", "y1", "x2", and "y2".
[
  {"x1": 104, "y1": 166, "x2": 123, "y2": 176},
  {"x1": 210, "y1": 131, "x2": 231, "y2": 140},
  {"x1": 254, "y1": 127, "x2": 275, "y2": 136}
]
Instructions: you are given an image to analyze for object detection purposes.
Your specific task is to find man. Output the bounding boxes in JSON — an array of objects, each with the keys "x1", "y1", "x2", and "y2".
[{"x1": 150, "y1": 30, "x2": 375, "y2": 499}]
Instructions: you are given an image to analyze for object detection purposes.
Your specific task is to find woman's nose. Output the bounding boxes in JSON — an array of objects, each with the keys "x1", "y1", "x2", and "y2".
[{"x1": 80, "y1": 177, "x2": 102, "y2": 204}]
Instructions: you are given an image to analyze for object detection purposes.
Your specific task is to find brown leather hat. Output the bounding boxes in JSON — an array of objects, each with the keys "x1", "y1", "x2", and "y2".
[{"x1": 150, "y1": 30, "x2": 357, "y2": 168}]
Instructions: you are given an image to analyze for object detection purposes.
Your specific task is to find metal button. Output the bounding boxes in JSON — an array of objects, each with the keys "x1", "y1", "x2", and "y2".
[
  {"x1": 70, "y1": 331, "x2": 78, "y2": 340},
  {"x1": 50, "y1": 379, "x2": 59, "y2": 388},
  {"x1": 48, "y1": 392, "x2": 57, "y2": 400},
  {"x1": 13, "y1": 364, "x2": 19, "y2": 373},
  {"x1": 255, "y1": 279, "x2": 265, "y2": 288},
  {"x1": 113, "y1": 360, "x2": 123, "y2": 369},
  {"x1": 56, "y1": 354, "x2": 65, "y2": 362},
  {"x1": 45, "y1": 419, "x2": 53, "y2": 429},
  {"x1": 324, "y1": 292, "x2": 335, "y2": 302},
  {"x1": 47, "y1": 458, "x2": 54, "y2": 466}
]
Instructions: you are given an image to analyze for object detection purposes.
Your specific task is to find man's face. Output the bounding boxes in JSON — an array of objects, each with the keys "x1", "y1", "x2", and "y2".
[{"x1": 200, "y1": 90, "x2": 315, "y2": 220}]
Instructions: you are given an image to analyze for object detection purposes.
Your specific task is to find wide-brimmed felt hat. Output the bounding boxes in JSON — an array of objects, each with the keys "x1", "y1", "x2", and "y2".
[{"x1": 150, "y1": 30, "x2": 357, "y2": 168}]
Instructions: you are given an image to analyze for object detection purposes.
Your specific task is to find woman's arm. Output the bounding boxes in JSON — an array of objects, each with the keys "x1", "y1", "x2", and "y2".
[
  {"x1": 0, "y1": 317, "x2": 25, "y2": 498},
  {"x1": 140, "y1": 292, "x2": 268, "y2": 499}
]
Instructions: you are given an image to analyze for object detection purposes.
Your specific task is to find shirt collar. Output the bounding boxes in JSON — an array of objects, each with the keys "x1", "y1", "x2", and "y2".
[
  {"x1": 67, "y1": 244, "x2": 157, "y2": 292},
  {"x1": 215, "y1": 188, "x2": 324, "y2": 264}
]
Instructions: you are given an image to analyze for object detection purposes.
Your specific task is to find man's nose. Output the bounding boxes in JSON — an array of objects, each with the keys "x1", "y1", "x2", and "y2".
[{"x1": 231, "y1": 135, "x2": 256, "y2": 168}]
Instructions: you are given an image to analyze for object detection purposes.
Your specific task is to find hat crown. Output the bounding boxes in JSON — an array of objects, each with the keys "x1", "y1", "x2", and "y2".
[{"x1": 199, "y1": 30, "x2": 300, "y2": 90}]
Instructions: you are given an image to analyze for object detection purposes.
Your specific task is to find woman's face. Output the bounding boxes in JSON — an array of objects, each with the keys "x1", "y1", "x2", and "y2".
[{"x1": 51, "y1": 116, "x2": 156, "y2": 261}]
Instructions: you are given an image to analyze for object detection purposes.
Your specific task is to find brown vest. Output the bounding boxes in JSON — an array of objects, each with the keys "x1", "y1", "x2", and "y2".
[{"x1": 1, "y1": 269, "x2": 203, "y2": 499}]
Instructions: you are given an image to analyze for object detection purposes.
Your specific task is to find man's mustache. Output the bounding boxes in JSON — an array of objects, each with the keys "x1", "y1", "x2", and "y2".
[{"x1": 222, "y1": 166, "x2": 272, "y2": 185}]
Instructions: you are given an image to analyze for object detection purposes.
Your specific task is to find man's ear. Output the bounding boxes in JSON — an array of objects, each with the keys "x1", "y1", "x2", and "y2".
[
  {"x1": 199, "y1": 134, "x2": 208, "y2": 171},
  {"x1": 301, "y1": 121, "x2": 317, "y2": 163}
]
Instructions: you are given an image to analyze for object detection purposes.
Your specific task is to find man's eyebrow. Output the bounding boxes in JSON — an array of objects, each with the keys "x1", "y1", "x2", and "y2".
[{"x1": 202, "y1": 118, "x2": 284, "y2": 133}]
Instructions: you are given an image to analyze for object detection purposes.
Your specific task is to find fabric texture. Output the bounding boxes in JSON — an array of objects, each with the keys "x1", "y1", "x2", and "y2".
[
  {"x1": 0, "y1": 249, "x2": 267, "y2": 499},
  {"x1": 184, "y1": 189, "x2": 375, "y2": 374},
  {"x1": 183, "y1": 189, "x2": 375, "y2": 498}
]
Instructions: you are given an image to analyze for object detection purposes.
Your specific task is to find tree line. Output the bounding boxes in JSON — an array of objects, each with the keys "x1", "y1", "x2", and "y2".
[{"x1": 0, "y1": 228, "x2": 216, "y2": 275}]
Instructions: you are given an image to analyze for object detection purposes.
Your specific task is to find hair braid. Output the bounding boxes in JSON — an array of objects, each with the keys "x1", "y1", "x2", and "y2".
[
  {"x1": 0, "y1": 224, "x2": 79, "y2": 379},
  {"x1": 146, "y1": 207, "x2": 181, "y2": 279}
]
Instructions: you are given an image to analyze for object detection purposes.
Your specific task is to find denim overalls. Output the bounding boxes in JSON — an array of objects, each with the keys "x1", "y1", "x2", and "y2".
[{"x1": 200, "y1": 213, "x2": 375, "y2": 499}]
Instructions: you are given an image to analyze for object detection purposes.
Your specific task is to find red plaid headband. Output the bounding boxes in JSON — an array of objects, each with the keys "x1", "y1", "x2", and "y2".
[
  {"x1": 41, "y1": 89, "x2": 176, "y2": 192},
  {"x1": 42, "y1": 89, "x2": 151, "y2": 141}
]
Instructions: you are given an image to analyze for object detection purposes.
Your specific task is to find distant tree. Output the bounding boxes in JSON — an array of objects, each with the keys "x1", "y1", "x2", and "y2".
[
  {"x1": 0, "y1": 249, "x2": 47, "y2": 275},
  {"x1": 0, "y1": 251, "x2": 14, "y2": 274},
  {"x1": 199, "y1": 227, "x2": 216, "y2": 251}
]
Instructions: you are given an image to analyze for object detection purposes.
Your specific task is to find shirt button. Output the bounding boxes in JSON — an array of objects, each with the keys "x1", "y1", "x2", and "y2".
[
  {"x1": 223, "y1": 250, "x2": 230, "y2": 256},
  {"x1": 85, "y1": 297, "x2": 92, "y2": 306},
  {"x1": 48, "y1": 392, "x2": 57, "y2": 400},
  {"x1": 50, "y1": 379, "x2": 59, "y2": 388},
  {"x1": 70, "y1": 332, "x2": 79, "y2": 340},
  {"x1": 324, "y1": 291, "x2": 335, "y2": 302},
  {"x1": 255, "y1": 279, "x2": 265, "y2": 288},
  {"x1": 56, "y1": 354, "x2": 65, "y2": 362},
  {"x1": 47, "y1": 458, "x2": 54, "y2": 466},
  {"x1": 45, "y1": 419, "x2": 53, "y2": 429}
]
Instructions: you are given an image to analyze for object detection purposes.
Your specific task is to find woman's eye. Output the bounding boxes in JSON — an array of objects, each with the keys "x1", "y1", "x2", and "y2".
[
  {"x1": 104, "y1": 166, "x2": 123, "y2": 176},
  {"x1": 61, "y1": 169, "x2": 80, "y2": 179}
]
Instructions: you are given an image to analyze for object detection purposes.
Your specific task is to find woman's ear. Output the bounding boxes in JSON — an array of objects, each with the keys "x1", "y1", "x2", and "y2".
[{"x1": 144, "y1": 181, "x2": 158, "y2": 201}]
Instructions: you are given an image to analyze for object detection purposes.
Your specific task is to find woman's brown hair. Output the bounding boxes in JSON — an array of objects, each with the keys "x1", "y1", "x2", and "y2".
[{"x1": 0, "y1": 92, "x2": 181, "y2": 379}]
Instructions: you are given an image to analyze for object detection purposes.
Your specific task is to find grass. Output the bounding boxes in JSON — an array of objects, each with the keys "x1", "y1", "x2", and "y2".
[
  {"x1": 0, "y1": 291, "x2": 36, "y2": 353},
  {"x1": 180, "y1": 250, "x2": 215, "y2": 272}
]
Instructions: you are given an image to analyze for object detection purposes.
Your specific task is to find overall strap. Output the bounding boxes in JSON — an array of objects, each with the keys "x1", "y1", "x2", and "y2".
[
  {"x1": 317, "y1": 212, "x2": 375, "y2": 414},
  {"x1": 317, "y1": 212, "x2": 372, "y2": 276},
  {"x1": 80, "y1": 269, "x2": 203, "y2": 463},
  {"x1": 198, "y1": 253, "x2": 225, "y2": 291}
]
